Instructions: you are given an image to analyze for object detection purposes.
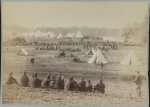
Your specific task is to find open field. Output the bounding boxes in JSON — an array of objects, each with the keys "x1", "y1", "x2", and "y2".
[{"x1": 1, "y1": 46, "x2": 149, "y2": 104}]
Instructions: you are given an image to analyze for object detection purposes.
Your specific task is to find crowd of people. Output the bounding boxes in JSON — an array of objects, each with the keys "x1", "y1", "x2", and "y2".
[
  {"x1": 6, "y1": 71, "x2": 143, "y2": 97},
  {"x1": 31, "y1": 39, "x2": 119, "y2": 52},
  {"x1": 6, "y1": 72, "x2": 105, "y2": 93}
]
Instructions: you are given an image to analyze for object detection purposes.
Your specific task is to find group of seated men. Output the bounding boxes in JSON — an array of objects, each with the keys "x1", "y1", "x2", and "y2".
[{"x1": 6, "y1": 72, "x2": 105, "y2": 93}]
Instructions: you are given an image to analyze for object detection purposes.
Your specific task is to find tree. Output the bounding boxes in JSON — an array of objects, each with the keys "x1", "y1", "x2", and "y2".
[
  {"x1": 12, "y1": 37, "x2": 27, "y2": 45},
  {"x1": 121, "y1": 27, "x2": 134, "y2": 43}
]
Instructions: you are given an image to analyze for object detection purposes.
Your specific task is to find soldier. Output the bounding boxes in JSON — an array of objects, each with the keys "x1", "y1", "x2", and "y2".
[
  {"x1": 20, "y1": 72, "x2": 29, "y2": 87},
  {"x1": 87, "y1": 80, "x2": 93, "y2": 92},
  {"x1": 134, "y1": 71, "x2": 142, "y2": 97},
  {"x1": 78, "y1": 78, "x2": 86, "y2": 92},
  {"x1": 32, "y1": 73, "x2": 42, "y2": 88},
  {"x1": 41, "y1": 74, "x2": 51, "y2": 88},
  {"x1": 6, "y1": 72, "x2": 18, "y2": 85},
  {"x1": 66, "y1": 77, "x2": 77, "y2": 91},
  {"x1": 94, "y1": 79, "x2": 105, "y2": 93},
  {"x1": 58, "y1": 75, "x2": 65, "y2": 90},
  {"x1": 50, "y1": 76, "x2": 56, "y2": 89}
]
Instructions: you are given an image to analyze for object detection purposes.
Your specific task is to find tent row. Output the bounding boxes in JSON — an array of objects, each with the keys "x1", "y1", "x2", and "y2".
[{"x1": 20, "y1": 31, "x2": 83, "y2": 39}]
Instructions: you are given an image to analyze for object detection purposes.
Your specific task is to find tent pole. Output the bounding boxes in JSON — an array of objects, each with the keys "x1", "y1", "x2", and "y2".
[{"x1": 24, "y1": 56, "x2": 29, "y2": 73}]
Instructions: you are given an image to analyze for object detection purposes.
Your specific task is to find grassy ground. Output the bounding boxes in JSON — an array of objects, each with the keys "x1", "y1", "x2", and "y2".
[{"x1": 1, "y1": 46, "x2": 148, "y2": 104}]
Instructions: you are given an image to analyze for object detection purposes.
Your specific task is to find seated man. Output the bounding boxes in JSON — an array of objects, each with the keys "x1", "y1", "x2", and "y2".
[
  {"x1": 94, "y1": 80, "x2": 105, "y2": 93},
  {"x1": 41, "y1": 74, "x2": 51, "y2": 88},
  {"x1": 32, "y1": 73, "x2": 42, "y2": 88},
  {"x1": 57, "y1": 75, "x2": 65, "y2": 90},
  {"x1": 6, "y1": 72, "x2": 18, "y2": 85},
  {"x1": 66, "y1": 77, "x2": 78, "y2": 91},
  {"x1": 20, "y1": 72, "x2": 29, "y2": 87},
  {"x1": 50, "y1": 76, "x2": 56, "y2": 89},
  {"x1": 78, "y1": 78, "x2": 86, "y2": 92},
  {"x1": 87, "y1": 80, "x2": 93, "y2": 92}
]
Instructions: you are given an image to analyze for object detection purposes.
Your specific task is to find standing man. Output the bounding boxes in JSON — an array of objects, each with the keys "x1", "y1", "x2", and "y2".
[{"x1": 134, "y1": 71, "x2": 142, "y2": 97}]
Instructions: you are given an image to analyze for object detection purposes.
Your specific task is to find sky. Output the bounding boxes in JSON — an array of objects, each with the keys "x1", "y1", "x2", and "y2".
[{"x1": 2, "y1": 1, "x2": 148, "y2": 29}]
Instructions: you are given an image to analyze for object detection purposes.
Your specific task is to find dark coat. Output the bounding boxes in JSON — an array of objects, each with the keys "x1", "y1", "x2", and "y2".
[
  {"x1": 67, "y1": 80, "x2": 77, "y2": 91},
  {"x1": 6, "y1": 76, "x2": 18, "y2": 85},
  {"x1": 32, "y1": 77, "x2": 42, "y2": 88},
  {"x1": 21, "y1": 75, "x2": 29, "y2": 87},
  {"x1": 94, "y1": 83, "x2": 105, "y2": 93},
  {"x1": 78, "y1": 80, "x2": 86, "y2": 91}
]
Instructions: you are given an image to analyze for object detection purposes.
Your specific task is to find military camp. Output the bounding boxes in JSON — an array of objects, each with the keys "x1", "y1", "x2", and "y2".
[{"x1": 1, "y1": 1, "x2": 148, "y2": 105}]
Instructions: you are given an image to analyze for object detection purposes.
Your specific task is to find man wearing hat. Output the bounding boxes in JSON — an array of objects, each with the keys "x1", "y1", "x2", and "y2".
[{"x1": 134, "y1": 71, "x2": 142, "y2": 97}]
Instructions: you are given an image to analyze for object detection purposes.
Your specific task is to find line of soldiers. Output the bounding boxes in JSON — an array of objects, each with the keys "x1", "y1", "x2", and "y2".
[{"x1": 6, "y1": 72, "x2": 105, "y2": 93}]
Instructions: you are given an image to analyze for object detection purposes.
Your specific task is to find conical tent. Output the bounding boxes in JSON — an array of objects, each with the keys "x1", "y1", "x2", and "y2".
[
  {"x1": 86, "y1": 47, "x2": 96, "y2": 55},
  {"x1": 21, "y1": 48, "x2": 28, "y2": 56},
  {"x1": 66, "y1": 33, "x2": 74, "y2": 38},
  {"x1": 34, "y1": 30, "x2": 41, "y2": 37},
  {"x1": 57, "y1": 33, "x2": 63, "y2": 39},
  {"x1": 76, "y1": 31, "x2": 83, "y2": 38},
  {"x1": 88, "y1": 48, "x2": 108, "y2": 64},
  {"x1": 120, "y1": 51, "x2": 141, "y2": 66}
]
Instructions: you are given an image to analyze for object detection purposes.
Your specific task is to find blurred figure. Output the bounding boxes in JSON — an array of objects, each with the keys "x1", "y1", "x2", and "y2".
[
  {"x1": 57, "y1": 75, "x2": 65, "y2": 90},
  {"x1": 50, "y1": 76, "x2": 56, "y2": 89},
  {"x1": 87, "y1": 80, "x2": 93, "y2": 92},
  {"x1": 66, "y1": 77, "x2": 77, "y2": 91},
  {"x1": 29, "y1": 74, "x2": 35, "y2": 87},
  {"x1": 6, "y1": 72, "x2": 18, "y2": 85},
  {"x1": 30, "y1": 58, "x2": 35, "y2": 65},
  {"x1": 41, "y1": 74, "x2": 51, "y2": 88},
  {"x1": 94, "y1": 79, "x2": 105, "y2": 93},
  {"x1": 78, "y1": 78, "x2": 86, "y2": 92},
  {"x1": 54, "y1": 75, "x2": 61, "y2": 89},
  {"x1": 134, "y1": 71, "x2": 142, "y2": 97},
  {"x1": 32, "y1": 73, "x2": 42, "y2": 88},
  {"x1": 58, "y1": 51, "x2": 66, "y2": 58},
  {"x1": 20, "y1": 72, "x2": 29, "y2": 87}
]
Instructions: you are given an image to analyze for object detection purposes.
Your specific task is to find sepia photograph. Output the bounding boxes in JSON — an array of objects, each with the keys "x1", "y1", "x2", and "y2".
[{"x1": 1, "y1": 0, "x2": 149, "y2": 105}]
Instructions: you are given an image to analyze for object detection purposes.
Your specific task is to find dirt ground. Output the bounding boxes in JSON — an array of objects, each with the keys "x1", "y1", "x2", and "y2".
[{"x1": 1, "y1": 46, "x2": 149, "y2": 104}]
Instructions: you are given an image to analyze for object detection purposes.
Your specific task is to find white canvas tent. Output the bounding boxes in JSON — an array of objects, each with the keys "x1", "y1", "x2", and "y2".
[
  {"x1": 57, "y1": 33, "x2": 63, "y2": 39},
  {"x1": 120, "y1": 51, "x2": 141, "y2": 66},
  {"x1": 65, "y1": 33, "x2": 74, "y2": 38},
  {"x1": 86, "y1": 47, "x2": 96, "y2": 55},
  {"x1": 47, "y1": 32, "x2": 53, "y2": 38},
  {"x1": 76, "y1": 31, "x2": 83, "y2": 38},
  {"x1": 34, "y1": 30, "x2": 41, "y2": 37},
  {"x1": 19, "y1": 48, "x2": 36, "y2": 56},
  {"x1": 88, "y1": 48, "x2": 108, "y2": 65}
]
